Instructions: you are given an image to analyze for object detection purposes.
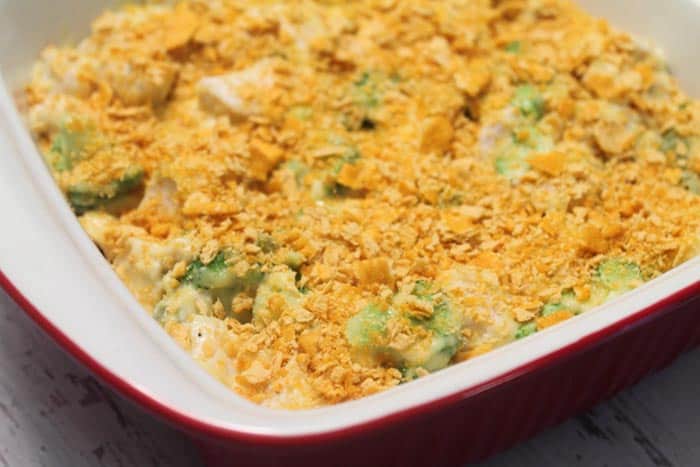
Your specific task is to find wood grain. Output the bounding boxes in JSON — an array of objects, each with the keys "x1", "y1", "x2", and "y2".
[
  {"x1": 0, "y1": 288, "x2": 697, "y2": 467},
  {"x1": 0, "y1": 291, "x2": 199, "y2": 467}
]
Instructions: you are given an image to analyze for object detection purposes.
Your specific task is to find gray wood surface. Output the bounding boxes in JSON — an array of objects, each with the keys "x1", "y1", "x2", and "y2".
[{"x1": 0, "y1": 288, "x2": 697, "y2": 467}]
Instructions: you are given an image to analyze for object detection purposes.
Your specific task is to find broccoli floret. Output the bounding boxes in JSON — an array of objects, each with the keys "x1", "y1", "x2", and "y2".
[
  {"x1": 174, "y1": 251, "x2": 266, "y2": 322},
  {"x1": 661, "y1": 129, "x2": 682, "y2": 154},
  {"x1": 67, "y1": 165, "x2": 144, "y2": 214},
  {"x1": 49, "y1": 121, "x2": 98, "y2": 171},
  {"x1": 317, "y1": 181, "x2": 353, "y2": 198},
  {"x1": 541, "y1": 289, "x2": 582, "y2": 316},
  {"x1": 252, "y1": 270, "x2": 305, "y2": 326},
  {"x1": 287, "y1": 105, "x2": 313, "y2": 121},
  {"x1": 519, "y1": 289, "x2": 581, "y2": 338},
  {"x1": 352, "y1": 71, "x2": 382, "y2": 109},
  {"x1": 183, "y1": 251, "x2": 264, "y2": 293},
  {"x1": 346, "y1": 304, "x2": 391, "y2": 348},
  {"x1": 284, "y1": 160, "x2": 309, "y2": 187},
  {"x1": 660, "y1": 129, "x2": 697, "y2": 162},
  {"x1": 345, "y1": 70, "x2": 396, "y2": 130},
  {"x1": 159, "y1": 249, "x2": 308, "y2": 325},
  {"x1": 332, "y1": 147, "x2": 361, "y2": 174},
  {"x1": 282, "y1": 250, "x2": 305, "y2": 270},
  {"x1": 505, "y1": 41, "x2": 522, "y2": 54},
  {"x1": 420, "y1": 302, "x2": 462, "y2": 370},
  {"x1": 659, "y1": 129, "x2": 700, "y2": 194},
  {"x1": 515, "y1": 321, "x2": 537, "y2": 339},
  {"x1": 545, "y1": 260, "x2": 643, "y2": 310},
  {"x1": 494, "y1": 127, "x2": 553, "y2": 179},
  {"x1": 48, "y1": 119, "x2": 143, "y2": 214},
  {"x1": 495, "y1": 150, "x2": 531, "y2": 179},
  {"x1": 541, "y1": 302, "x2": 564, "y2": 317},
  {"x1": 593, "y1": 259, "x2": 643, "y2": 295},
  {"x1": 681, "y1": 170, "x2": 700, "y2": 194},
  {"x1": 518, "y1": 259, "x2": 643, "y2": 340},
  {"x1": 346, "y1": 282, "x2": 463, "y2": 375},
  {"x1": 311, "y1": 147, "x2": 364, "y2": 199},
  {"x1": 256, "y1": 233, "x2": 278, "y2": 253},
  {"x1": 512, "y1": 85, "x2": 545, "y2": 120},
  {"x1": 411, "y1": 280, "x2": 435, "y2": 299},
  {"x1": 154, "y1": 284, "x2": 211, "y2": 324},
  {"x1": 182, "y1": 252, "x2": 231, "y2": 289},
  {"x1": 490, "y1": 86, "x2": 551, "y2": 179}
]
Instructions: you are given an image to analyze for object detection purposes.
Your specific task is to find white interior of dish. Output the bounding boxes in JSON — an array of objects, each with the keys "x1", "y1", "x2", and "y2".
[{"x1": 0, "y1": 0, "x2": 699, "y2": 436}]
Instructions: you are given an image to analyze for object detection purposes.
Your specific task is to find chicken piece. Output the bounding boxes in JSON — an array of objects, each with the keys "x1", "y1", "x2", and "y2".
[
  {"x1": 197, "y1": 58, "x2": 283, "y2": 120},
  {"x1": 27, "y1": 94, "x2": 93, "y2": 136},
  {"x1": 80, "y1": 212, "x2": 195, "y2": 307},
  {"x1": 35, "y1": 47, "x2": 97, "y2": 98},
  {"x1": 102, "y1": 58, "x2": 177, "y2": 107}
]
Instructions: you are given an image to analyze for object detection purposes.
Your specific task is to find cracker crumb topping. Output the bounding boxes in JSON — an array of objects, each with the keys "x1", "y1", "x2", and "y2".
[{"x1": 28, "y1": 0, "x2": 700, "y2": 409}]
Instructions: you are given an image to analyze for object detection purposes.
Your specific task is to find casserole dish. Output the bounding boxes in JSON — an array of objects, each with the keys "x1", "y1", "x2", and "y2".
[{"x1": 1, "y1": 0, "x2": 700, "y2": 465}]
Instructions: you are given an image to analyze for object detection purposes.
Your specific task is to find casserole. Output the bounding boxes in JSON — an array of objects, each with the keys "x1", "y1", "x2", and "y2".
[{"x1": 1, "y1": 0, "x2": 700, "y2": 464}]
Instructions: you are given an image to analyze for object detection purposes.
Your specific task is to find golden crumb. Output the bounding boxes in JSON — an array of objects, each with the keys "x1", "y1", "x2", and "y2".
[{"x1": 27, "y1": 0, "x2": 700, "y2": 409}]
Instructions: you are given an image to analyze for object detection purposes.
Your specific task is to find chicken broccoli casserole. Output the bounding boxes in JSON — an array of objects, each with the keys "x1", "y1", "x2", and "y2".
[{"x1": 24, "y1": 0, "x2": 700, "y2": 409}]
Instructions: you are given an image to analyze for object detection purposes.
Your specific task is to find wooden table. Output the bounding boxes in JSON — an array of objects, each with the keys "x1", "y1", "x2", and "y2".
[{"x1": 0, "y1": 288, "x2": 696, "y2": 467}]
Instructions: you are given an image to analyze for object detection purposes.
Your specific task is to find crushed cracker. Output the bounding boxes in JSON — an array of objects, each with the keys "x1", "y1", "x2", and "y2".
[{"x1": 27, "y1": 0, "x2": 700, "y2": 410}]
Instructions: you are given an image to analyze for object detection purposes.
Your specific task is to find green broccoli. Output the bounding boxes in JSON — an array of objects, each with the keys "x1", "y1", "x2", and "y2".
[
  {"x1": 287, "y1": 105, "x2": 313, "y2": 121},
  {"x1": 182, "y1": 252, "x2": 231, "y2": 289},
  {"x1": 411, "y1": 280, "x2": 435, "y2": 299},
  {"x1": 256, "y1": 233, "x2": 278, "y2": 254},
  {"x1": 515, "y1": 259, "x2": 644, "y2": 339},
  {"x1": 155, "y1": 251, "x2": 264, "y2": 323},
  {"x1": 183, "y1": 251, "x2": 264, "y2": 293},
  {"x1": 512, "y1": 85, "x2": 546, "y2": 120},
  {"x1": 495, "y1": 150, "x2": 531, "y2": 179},
  {"x1": 515, "y1": 292, "x2": 577, "y2": 340},
  {"x1": 153, "y1": 283, "x2": 211, "y2": 325},
  {"x1": 505, "y1": 41, "x2": 522, "y2": 54},
  {"x1": 346, "y1": 304, "x2": 391, "y2": 348},
  {"x1": 67, "y1": 165, "x2": 144, "y2": 214},
  {"x1": 156, "y1": 247, "x2": 310, "y2": 325},
  {"x1": 490, "y1": 85, "x2": 550, "y2": 179},
  {"x1": 352, "y1": 71, "x2": 383, "y2": 109},
  {"x1": 541, "y1": 289, "x2": 583, "y2": 316},
  {"x1": 515, "y1": 322, "x2": 537, "y2": 339},
  {"x1": 310, "y1": 147, "x2": 364, "y2": 199},
  {"x1": 283, "y1": 250, "x2": 306, "y2": 270},
  {"x1": 346, "y1": 282, "x2": 463, "y2": 376},
  {"x1": 681, "y1": 170, "x2": 700, "y2": 194},
  {"x1": 252, "y1": 270, "x2": 305, "y2": 326},
  {"x1": 494, "y1": 127, "x2": 554, "y2": 179},
  {"x1": 283, "y1": 160, "x2": 310, "y2": 187},
  {"x1": 659, "y1": 129, "x2": 700, "y2": 194},
  {"x1": 592, "y1": 259, "x2": 643, "y2": 296},
  {"x1": 332, "y1": 147, "x2": 361, "y2": 175},
  {"x1": 661, "y1": 129, "x2": 682, "y2": 155},
  {"x1": 344, "y1": 70, "x2": 398, "y2": 130},
  {"x1": 48, "y1": 121, "x2": 97, "y2": 171}
]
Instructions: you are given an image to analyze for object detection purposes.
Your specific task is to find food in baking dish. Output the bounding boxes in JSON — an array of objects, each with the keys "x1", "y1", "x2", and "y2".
[{"x1": 24, "y1": 0, "x2": 700, "y2": 409}]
